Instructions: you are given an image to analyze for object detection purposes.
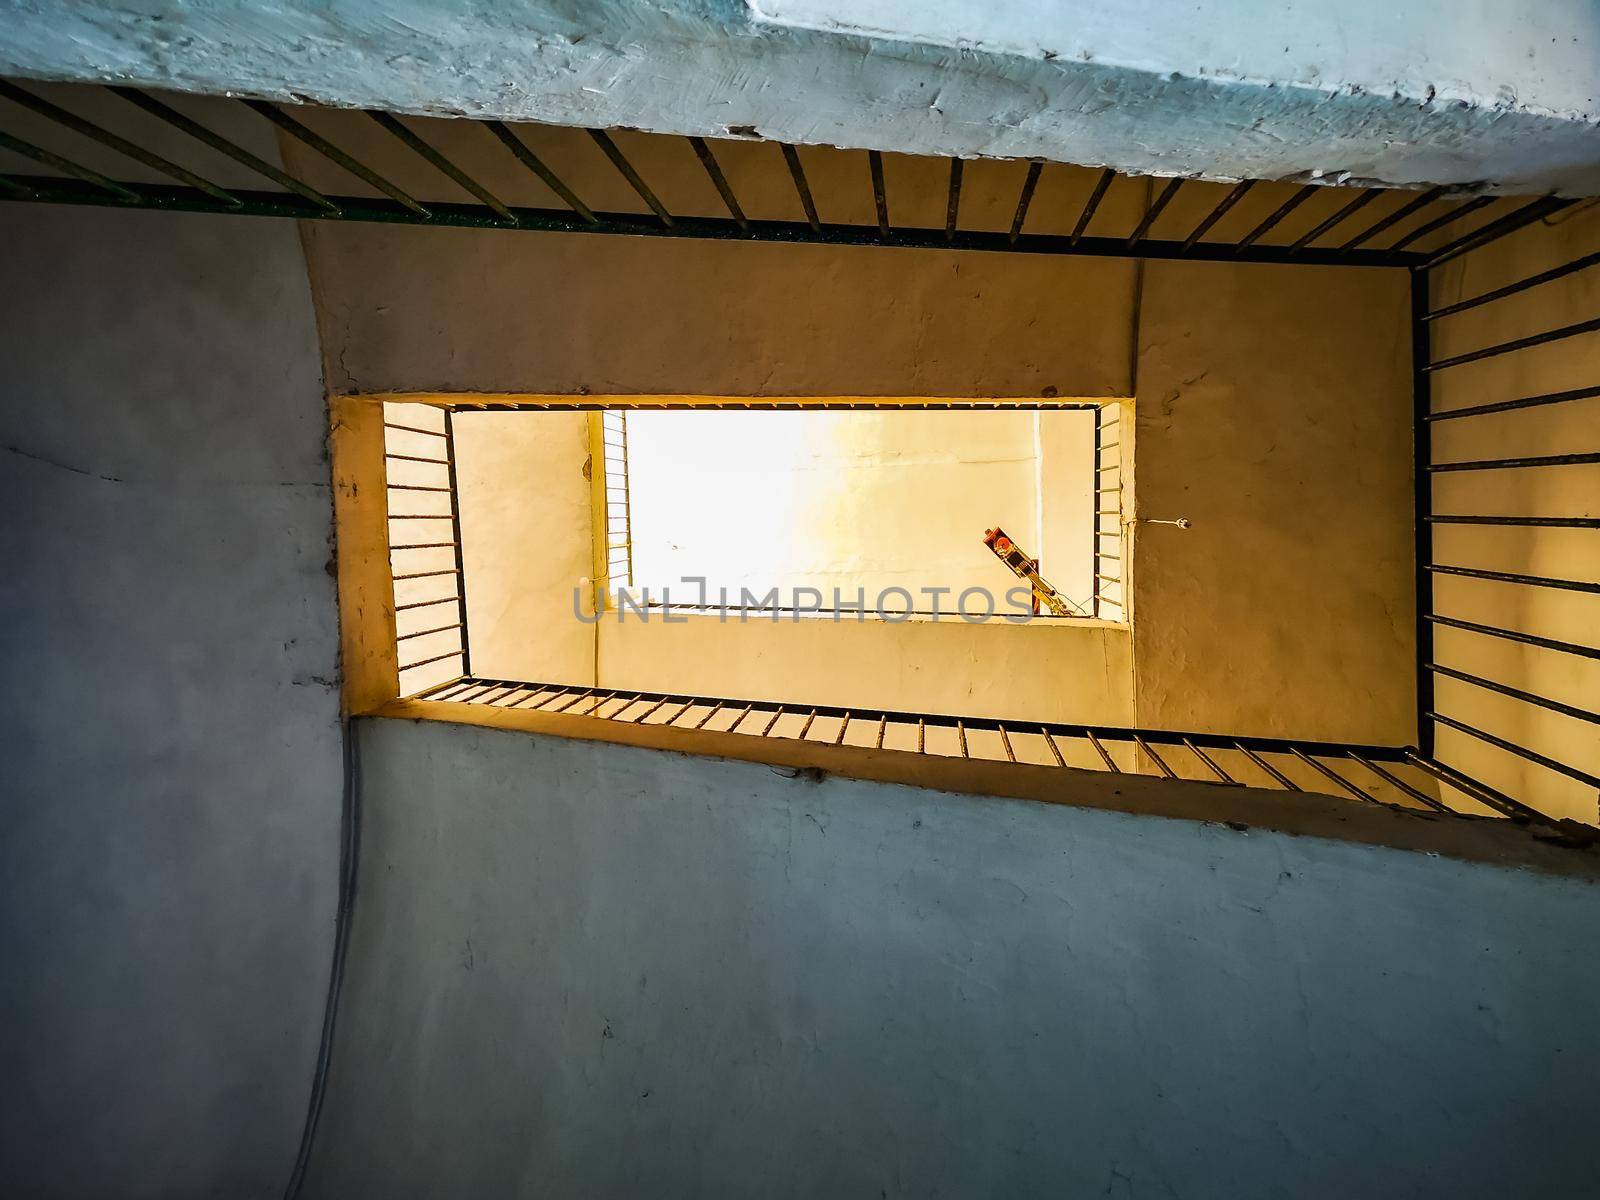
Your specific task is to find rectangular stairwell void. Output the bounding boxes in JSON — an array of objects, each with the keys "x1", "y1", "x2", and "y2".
[
  {"x1": 3, "y1": 81, "x2": 1589, "y2": 827},
  {"x1": 378, "y1": 398, "x2": 1126, "y2": 688},
  {"x1": 343, "y1": 389, "x2": 1596, "y2": 829},
  {"x1": 159, "y1": 83, "x2": 1584, "y2": 835},
  {"x1": 605, "y1": 406, "x2": 1118, "y2": 622},
  {"x1": 330, "y1": 391, "x2": 1580, "y2": 829}
]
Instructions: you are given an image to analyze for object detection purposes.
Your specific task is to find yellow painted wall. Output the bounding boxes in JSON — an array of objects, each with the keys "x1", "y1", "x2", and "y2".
[
  {"x1": 453, "y1": 411, "x2": 595, "y2": 686},
  {"x1": 448, "y1": 405, "x2": 1124, "y2": 723},
  {"x1": 1131, "y1": 261, "x2": 1416, "y2": 744},
  {"x1": 299, "y1": 119, "x2": 1419, "y2": 745},
  {"x1": 1038, "y1": 409, "x2": 1099, "y2": 610},
  {"x1": 597, "y1": 612, "x2": 1133, "y2": 726},
  {"x1": 1425, "y1": 203, "x2": 1600, "y2": 823},
  {"x1": 286, "y1": 115, "x2": 1142, "y2": 399}
]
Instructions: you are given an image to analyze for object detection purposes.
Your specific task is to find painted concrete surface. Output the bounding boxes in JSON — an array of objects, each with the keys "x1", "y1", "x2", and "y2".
[
  {"x1": 0, "y1": 71, "x2": 1591, "y2": 1200},
  {"x1": 302, "y1": 226, "x2": 1136, "y2": 397},
  {"x1": 599, "y1": 610, "x2": 1135, "y2": 726},
  {"x1": 293, "y1": 139, "x2": 1141, "y2": 400},
  {"x1": 305, "y1": 718, "x2": 1600, "y2": 1198},
  {"x1": 591, "y1": 258, "x2": 1416, "y2": 740},
  {"x1": 3, "y1": 1, "x2": 1597, "y2": 193},
  {"x1": 0, "y1": 113, "x2": 341, "y2": 1197},
  {"x1": 453, "y1": 409, "x2": 596, "y2": 688},
  {"x1": 295, "y1": 144, "x2": 1143, "y2": 723},
  {"x1": 1132, "y1": 259, "x2": 1416, "y2": 745},
  {"x1": 299, "y1": 151, "x2": 1416, "y2": 736},
  {"x1": 756, "y1": 0, "x2": 1600, "y2": 118}
]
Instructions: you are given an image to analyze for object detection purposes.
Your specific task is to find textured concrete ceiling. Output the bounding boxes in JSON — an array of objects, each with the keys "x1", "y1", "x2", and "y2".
[{"x1": 2, "y1": 0, "x2": 1596, "y2": 194}]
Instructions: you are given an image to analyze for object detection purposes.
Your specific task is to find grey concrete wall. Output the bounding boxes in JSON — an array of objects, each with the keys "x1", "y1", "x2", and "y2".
[
  {"x1": 306, "y1": 718, "x2": 1600, "y2": 1199},
  {"x1": 0, "y1": 198, "x2": 342, "y2": 1194}
]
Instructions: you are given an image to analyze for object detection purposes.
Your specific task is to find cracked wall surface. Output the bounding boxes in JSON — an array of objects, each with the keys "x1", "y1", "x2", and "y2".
[
  {"x1": 2, "y1": 0, "x2": 1597, "y2": 193},
  {"x1": 0, "y1": 99, "x2": 343, "y2": 1200}
]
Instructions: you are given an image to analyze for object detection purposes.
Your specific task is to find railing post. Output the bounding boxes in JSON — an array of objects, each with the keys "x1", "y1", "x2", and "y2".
[
  {"x1": 1091, "y1": 406, "x2": 1103, "y2": 619},
  {"x1": 442, "y1": 409, "x2": 473, "y2": 678},
  {"x1": 1410, "y1": 268, "x2": 1435, "y2": 758}
]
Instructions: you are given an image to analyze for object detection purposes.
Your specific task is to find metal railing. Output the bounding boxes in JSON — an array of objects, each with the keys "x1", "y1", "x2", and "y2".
[
  {"x1": 1412, "y1": 202, "x2": 1600, "y2": 825},
  {"x1": 437, "y1": 398, "x2": 1119, "y2": 623},
  {"x1": 600, "y1": 411, "x2": 633, "y2": 591},
  {"x1": 5, "y1": 78, "x2": 1592, "y2": 827},
  {"x1": 385, "y1": 404, "x2": 471, "y2": 690},
  {"x1": 378, "y1": 295, "x2": 1593, "y2": 827},
  {"x1": 373, "y1": 200, "x2": 1594, "y2": 828},
  {"x1": 406, "y1": 674, "x2": 1539, "y2": 817},
  {"x1": 1092, "y1": 403, "x2": 1126, "y2": 621},
  {"x1": 2, "y1": 78, "x2": 1575, "y2": 268}
]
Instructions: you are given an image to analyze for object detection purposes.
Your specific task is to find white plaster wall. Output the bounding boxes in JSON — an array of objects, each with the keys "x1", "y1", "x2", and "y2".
[
  {"x1": 756, "y1": 0, "x2": 1600, "y2": 119},
  {"x1": 303, "y1": 719, "x2": 1600, "y2": 1198},
  {"x1": 624, "y1": 408, "x2": 1082, "y2": 609},
  {"x1": 590, "y1": 406, "x2": 1126, "y2": 724},
  {"x1": 3, "y1": 1, "x2": 1597, "y2": 192},
  {"x1": 0, "y1": 121, "x2": 341, "y2": 1197}
]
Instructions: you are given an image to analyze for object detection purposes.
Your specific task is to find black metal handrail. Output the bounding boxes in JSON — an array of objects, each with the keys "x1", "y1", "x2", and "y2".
[
  {"x1": 2, "y1": 79, "x2": 1547, "y2": 268},
  {"x1": 1412, "y1": 196, "x2": 1599, "y2": 828},
  {"x1": 386, "y1": 406, "x2": 471, "y2": 682},
  {"x1": 407, "y1": 673, "x2": 1487, "y2": 815}
]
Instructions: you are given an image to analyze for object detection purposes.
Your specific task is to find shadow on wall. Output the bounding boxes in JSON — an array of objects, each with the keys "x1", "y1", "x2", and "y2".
[
  {"x1": 300, "y1": 719, "x2": 1600, "y2": 1199},
  {"x1": 0, "y1": 163, "x2": 343, "y2": 1200}
]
